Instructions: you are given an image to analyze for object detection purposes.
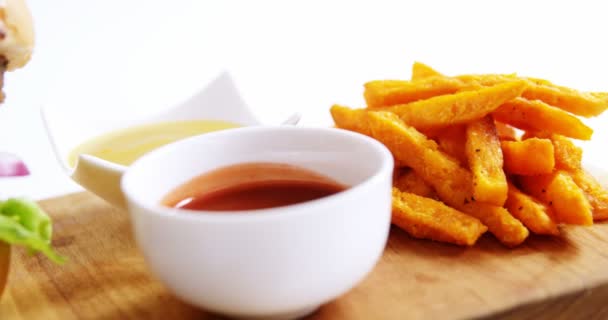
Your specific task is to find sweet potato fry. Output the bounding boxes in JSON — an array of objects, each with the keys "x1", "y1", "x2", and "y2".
[
  {"x1": 501, "y1": 138, "x2": 555, "y2": 175},
  {"x1": 365, "y1": 111, "x2": 471, "y2": 206},
  {"x1": 495, "y1": 121, "x2": 518, "y2": 141},
  {"x1": 411, "y1": 61, "x2": 443, "y2": 80},
  {"x1": 364, "y1": 77, "x2": 463, "y2": 108},
  {"x1": 364, "y1": 111, "x2": 528, "y2": 246},
  {"x1": 330, "y1": 105, "x2": 372, "y2": 136},
  {"x1": 522, "y1": 132, "x2": 582, "y2": 171},
  {"x1": 455, "y1": 73, "x2": 519, "y2": 88},
  {"x1": 433, "y1": 125, "x2": 468, "y2": 165},
  {"x1": 505, "y1": 182, "x2": 559, "y2": 235},
  {"x1": 402, "y1": 68, "x2": 608, "y2": 117},
  {"x1": 568, "y1": 168, "x2": 608, "y2": 221},
  {"x1": 388, "y1": 81, "x2": 527, "y2": 131},
  {"x1": 493, "y1": 97, "x2": 593, "y2": 140},
  {"x1": 521, "y1": 80, "x2": 608, "y2": 118},
  {"x1": 550, "y1": 135, "x2": 583, "y2": 171},
  {"x1": 465, "y1": 116, "x2": 507, "y2": 206},
  {"x1": 391, "y1": 188, "x2": 487, "y2": 246},
  {"x1": 393, "y1": 168, "x2": 437, "y2": 198},
  {"x1": 459, "y1": 202, "x2": 529, "y2": 247},
  {"x1": 518, "y1": 171, "x2": 593, "y2": 225},
  {"x1": 331, "y1": 105, "x2": 410, "y2": 167},
  {"x1": 455, "y1": 74, "x2": 608, "y2": 117}
]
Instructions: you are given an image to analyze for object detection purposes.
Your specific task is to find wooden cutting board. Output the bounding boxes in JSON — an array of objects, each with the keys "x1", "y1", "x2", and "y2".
[{"x1": 2, "y1": 192, "x2": 608, "y2": 320}]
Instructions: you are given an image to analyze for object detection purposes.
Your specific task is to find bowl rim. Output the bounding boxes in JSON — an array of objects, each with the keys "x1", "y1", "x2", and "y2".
[{"x1": 121, "y1": 125, "x2": 394, "y2": 223}]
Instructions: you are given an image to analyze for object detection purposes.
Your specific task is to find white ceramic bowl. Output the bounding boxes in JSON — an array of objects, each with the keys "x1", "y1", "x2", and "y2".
[{"x1": 121, "y1": 126, "x2": 394, "y2": 319}]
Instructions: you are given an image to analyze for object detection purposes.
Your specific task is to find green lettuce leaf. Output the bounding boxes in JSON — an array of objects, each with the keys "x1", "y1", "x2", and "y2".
[{"x1": 0, "y1": 198, "x2": 65, "y2": 264}]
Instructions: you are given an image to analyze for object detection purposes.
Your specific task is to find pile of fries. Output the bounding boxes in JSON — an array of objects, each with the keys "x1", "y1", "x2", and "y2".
[{"x1": 331, "y1": 62, "x2": 608, "y2": 247}]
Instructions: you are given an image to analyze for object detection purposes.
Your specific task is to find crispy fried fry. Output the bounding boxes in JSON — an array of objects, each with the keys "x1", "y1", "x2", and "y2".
[
  {"x1": 388, "y1": 81, "x2": 527, "y2": 131},
  {"x1": 364, "y1": 77, "x2": 463, "y2": 109},
  {"x1": 433, "y1": 125, "x2": 468, "y2": 166},
  {"x1": 391, "y1": 188, "x2": 487, "y2": 246},
  {"x1": 523, "y1": 132, "x2": 582, "y2": 171},
  {"x1": 365, "y1": 111, "x2": 471, "y2": 205},
  {"x1": 501, "y1": 138, "x2": 555, "y2": 175},
  {"x1": 364, "y1": 111, "x2": 528, "y2": 246},
  {"x1": 518, "y1": 171, "x2": 593, "y2": 225},
  {"x1": 331, "y1": 105, "x2": 413, "y2": 167},
  {"x1": 404, "y1": 64, "x2": 608, "y2": 117},
  {"x1": 411, "y1": 61, "x2": 443, "y2": 80},
  {"x1": 465, "y1": 116, "x2": 507, "y2": 206},
  {"x1": 521, "y1": 79, "x2": 608, "y2": 118},
  {"x1": 495, "y1": 121, "x2": 518, "y2": 141},
  {"x1": 505, "y1": 182, "x2": 559, "y2": 235},
  {"x1": 330, "y1": 104, "x2": 372, "y2": 136},
  {"x1": 551, "y1": 135, "x2": 584, "y2": 170},
  {"x1": 550, "y1": 134, "x2": 583, "y2": 169},
  {"x1": 568, "y1": 168, "x2": 608, "y2": 221},
  {"x1": 455, "y1": 74, "x2": 519, "y2": 88},
  {"x1": 493, "y1": 98, "x2": 593, "y2": 140},
  {"x1": 459, "y1": 202, "x2": 529, "y2": 247},
  {"x1": 456, "y1": 74, "x2": 608, "y2": 117},
  {"x1": 393, "y1": 168, "x2": 437, "y2": 198}
]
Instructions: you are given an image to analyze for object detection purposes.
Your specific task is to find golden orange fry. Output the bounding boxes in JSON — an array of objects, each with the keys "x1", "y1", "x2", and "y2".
[
  {"x1": 455, "y1": 73, "x2": 519, "y2": 88},
  {"x1": 501, "y1": 138, "x2": 555, "y2": 175},
  {"x1": 388, "y1": 81, "x2": 527, "y2": 131},
  {"x1": 331, "y1": 105, "x2": 407, "y2": 167},
  {"x1": 522, "y1": 132, "x2": 583, "y2": 171},
  {"x1": 411, "y1": 61, "x2": 443, "y2": 80},
  {"x1": 568, "y1": 168, "x2": 608, "y2": 221},
  {"x1": 519, "y1": 171, "x2": 593, "y2": 225},
  {"x1": 364, "y1": 77, "x2": 463, "y2": 109},
  {"x1": 551, "y1": 135, "x2": 584, "y2": 171},
  {"x1": 365, "y1": 110, "x2": 471, "y2": 206},
  {"x1": 459, "y1": 202, "x2": 529, "y2": 247},
  {"x1": 364, "y1": 110, "x2": 528, "y2": 246},
  {"x1": 391, "y1": 188, "x2": 487, "y2": 246},
  {"x1": 457, "y1": 73, "x2": 608, "y2": 117},
  {"x1": 505, "y1": 182, "x2": 559, "y2": 236},
  {"x1": 330, "y1": 104, "x2": 372, "y2": 137},
  {"x1": 465, "y1": 116, "x2": 508, "y2": 206},
  {"x1": 393, "y1": 168, "x2": 437, "y2": 198},
  {"x1": 521, "y1": 79, "x2": 608, "y2": 118},
  {"x1": 493, "y1": 97, "x2": 593, "y2": 140},
  {"x1": 433, "y1": 125, "x2": 468, "y2": 166},
  {"x1": 405, "y1": 62, "x2": 608, "y2": 117}
]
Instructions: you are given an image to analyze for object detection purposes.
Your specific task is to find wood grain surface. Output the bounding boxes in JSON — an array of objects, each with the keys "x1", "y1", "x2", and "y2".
[{"x1": 2, "y1": 192, "x2": 608, "y2": 320}]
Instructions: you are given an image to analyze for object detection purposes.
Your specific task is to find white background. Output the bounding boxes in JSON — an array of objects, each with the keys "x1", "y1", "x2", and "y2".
[{"x1": 0, "y1": 0, "x2": 607, "y2": 200}]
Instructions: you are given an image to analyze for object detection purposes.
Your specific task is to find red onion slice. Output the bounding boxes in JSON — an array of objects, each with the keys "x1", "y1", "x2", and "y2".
[{"x1": 0, "y1": 152, "x2": 30, "y2": 177}]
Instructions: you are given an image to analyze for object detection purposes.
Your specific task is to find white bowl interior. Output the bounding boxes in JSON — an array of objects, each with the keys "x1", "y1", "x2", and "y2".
[{"x1": 123, "y1": 126, "x2": 392, "y2": 212}]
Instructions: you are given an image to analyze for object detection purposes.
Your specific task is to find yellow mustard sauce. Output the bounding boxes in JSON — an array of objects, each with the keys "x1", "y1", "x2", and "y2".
[{"x1": 68, "y1": 120, "x2": 242, "y2": 167}]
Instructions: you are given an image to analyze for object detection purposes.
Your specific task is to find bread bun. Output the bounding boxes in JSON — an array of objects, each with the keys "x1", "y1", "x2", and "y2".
[{"x1": 0, "y1": 0, "x2": 34, "y2": 71}]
